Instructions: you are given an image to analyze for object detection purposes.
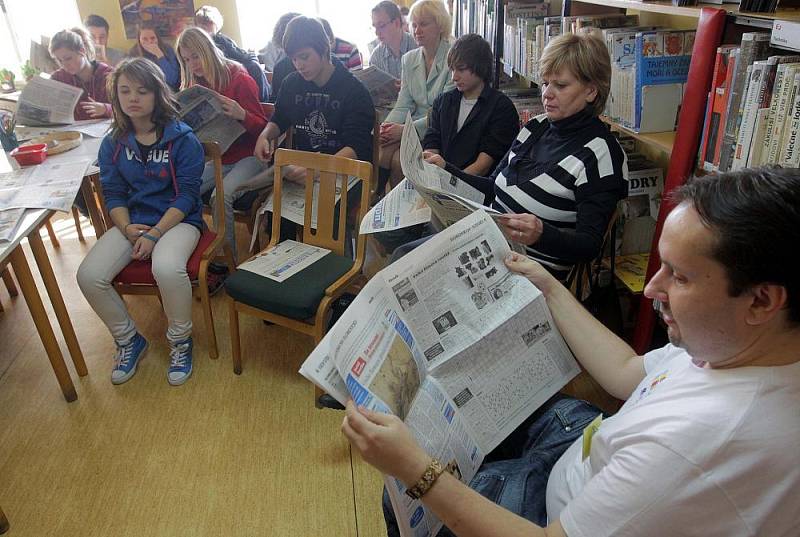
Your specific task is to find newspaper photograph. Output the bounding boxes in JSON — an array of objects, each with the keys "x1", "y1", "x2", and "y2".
[
  {"x1": 0, "y1": 158, "x2": 91, "y2": 212},
  {"x1": 175, "y1": 85, "x2": 245, "y2": 154},
  {"x1": 300, "y1": 209, "x2": 580, "y2": 537},
  {"x1": 238, "y1": 239, "x2": 330, "y2": 282},
  {"x1": 16, "y1": 75, "x2": 83, "y2": 127}
]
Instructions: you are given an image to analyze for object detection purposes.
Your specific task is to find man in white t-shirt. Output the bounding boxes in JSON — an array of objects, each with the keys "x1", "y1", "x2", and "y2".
[{"x1": 342, "y1": 167, "x2": 800, "y2": 537}]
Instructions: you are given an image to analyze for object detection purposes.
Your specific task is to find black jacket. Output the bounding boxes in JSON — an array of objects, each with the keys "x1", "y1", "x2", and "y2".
[{"x1": 213, "y1": 33, "x2": 270, "y2": 102}]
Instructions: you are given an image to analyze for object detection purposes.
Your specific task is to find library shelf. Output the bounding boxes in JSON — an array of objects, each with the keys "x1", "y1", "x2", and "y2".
[
  {"x1": 568, "y1": 0, "x2": 800, "y2": 22},
  {"x1": 600, "y1": 117, "x2": 676, "y2": 153}
]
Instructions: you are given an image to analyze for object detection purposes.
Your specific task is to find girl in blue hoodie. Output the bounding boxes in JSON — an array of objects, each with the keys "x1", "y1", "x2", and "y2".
[{"x1": 77, "y1": 57, "x2": 205, "y2": 386}]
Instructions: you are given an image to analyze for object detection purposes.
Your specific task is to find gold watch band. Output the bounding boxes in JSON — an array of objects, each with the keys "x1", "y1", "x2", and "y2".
[{"x1": 405, "y1": 458, "x2": 445, "y2": 500}]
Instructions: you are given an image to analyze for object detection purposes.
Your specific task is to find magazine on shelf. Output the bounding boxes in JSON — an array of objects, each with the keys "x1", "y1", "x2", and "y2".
[
  {"x1": 300, "y1": 208, "x2": 580, "y2": 537},
  {"x1": 175, "y1": 85, "x2": 245, "y2": 154}
]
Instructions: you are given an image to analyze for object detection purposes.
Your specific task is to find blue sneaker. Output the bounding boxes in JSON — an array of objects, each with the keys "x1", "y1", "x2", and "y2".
[
  {"x1": 167, "y1": 337, "x2": 193, "y2": 386},
  {"x1": 111, "y1": 333, "x2": 148, "y2": 385}
]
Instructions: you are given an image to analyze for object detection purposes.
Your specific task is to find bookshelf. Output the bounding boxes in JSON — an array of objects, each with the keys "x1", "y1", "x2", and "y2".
[{"x1": 601, "y1": 117, "x2": 676, "y2": 153}]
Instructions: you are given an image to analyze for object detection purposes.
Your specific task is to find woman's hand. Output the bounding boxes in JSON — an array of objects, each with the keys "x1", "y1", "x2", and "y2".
[
  {"x1": 379, "y1": 122, "x2": 403, "y2": 146},
  {"x1": 423, "y1": 150, "x2": 445, "y2": 169},
  {"x1": 141, "y1": 41, "x2": 164, "y2": 59},
  {"x1": 124, "y1": 223, "x2": 151, "y2": 244},
  {"x1": 131, "y1": 234, "x2": 156, "y2": 261},
  {"x1": 283, "y1": 165, "x2": 307, "y2": 184},
  {"x1": 341, "y1": 400, "x2": 431, "y2": 486},
  {"x1": 217, "y1": 93, "x2": 247, "y2": 122},
  {"x1": 504, "y1": 252, "x2": 560, "y2": 297},
  {"x1": 497, "y1": 213, "x2": 544, "y2": 246},
  {"x1": 80, "y1": 101, "x2": 107, "y2": 118}
]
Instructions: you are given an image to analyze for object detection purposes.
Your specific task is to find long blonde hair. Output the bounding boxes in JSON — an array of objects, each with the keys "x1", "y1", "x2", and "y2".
[
  {"x1": 50, "y1": 27, "x2": 96, "y2": 61},
  {"x1": 176, "y1": 27, "x2": 232, "y2": 91}
]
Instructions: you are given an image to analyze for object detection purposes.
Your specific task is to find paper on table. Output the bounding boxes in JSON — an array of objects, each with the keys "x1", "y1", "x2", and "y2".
[
  {"x1": 0, "y1": 208, "x2": 26, "y2": 242},
  {"x1": 238, "y1": 239, "x2": 331, "y2": 282},
  {"x1": 0, "y1": 158, "x2": 91, "y2": 212}
]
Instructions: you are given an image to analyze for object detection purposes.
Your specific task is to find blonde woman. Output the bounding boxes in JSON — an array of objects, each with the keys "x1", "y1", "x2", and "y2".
[
  {"x1": 378, "y1": 0, "x2": 455, "y2": 190},
  {"x1": 49, "y1": 27, "x2": 112, "y2": 120},
  {"x1": 176, "y1": 27, "x2": 267, "y2": 268}
]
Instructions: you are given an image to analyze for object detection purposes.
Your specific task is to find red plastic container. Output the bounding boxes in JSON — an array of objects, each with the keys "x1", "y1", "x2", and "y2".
[{"x1": 10, "y1": 143, "x2": 48, "y2": 166}]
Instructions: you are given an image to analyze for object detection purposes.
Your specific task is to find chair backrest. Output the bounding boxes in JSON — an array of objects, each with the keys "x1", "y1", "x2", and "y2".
[
  {"x1": 567, "y1": 208, "x2": 619, "y2": 300},
  {"x1": 370, "y1": 113, "x2": 381, "y2": 199},
  {"x1": 202, "y1": 141, "x2": 225, "y2": 237},
  {"x1": 260, "y1": 102, "x2": 275, "y2": 122},
  {"x1": 271, "y1": 148, "x2": 372, "y2": 260}
]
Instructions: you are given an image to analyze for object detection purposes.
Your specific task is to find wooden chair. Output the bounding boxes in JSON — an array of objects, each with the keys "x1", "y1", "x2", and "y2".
[
  {"x1": 0, "y1": 265, "x2": 18, "y2": 313},
  {"x1": 225, "y1": 149, "x2": 372, "y2": 389},
  {"x1": 567, "y1": 209, "x2": 619, "y2": 301},
  {"x1": 0, "y1": 503, "x2": 8, "y2": 534},
  {"x1": 92, "y1": 142, "x2": 235, "y2": 358}
]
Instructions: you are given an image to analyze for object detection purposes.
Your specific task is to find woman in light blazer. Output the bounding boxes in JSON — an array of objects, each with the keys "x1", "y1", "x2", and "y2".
[{"x1": 378, "y1": 0, "x2": 454, "y2": 191}]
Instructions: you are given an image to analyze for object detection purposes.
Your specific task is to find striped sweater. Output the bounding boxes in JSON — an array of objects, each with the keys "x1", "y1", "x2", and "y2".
[{"x1": 447, "y1": 109, "x2": 628, "y2": 279}]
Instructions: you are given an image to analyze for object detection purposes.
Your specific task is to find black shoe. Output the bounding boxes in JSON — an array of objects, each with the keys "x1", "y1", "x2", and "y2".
[{"x1": 318, "y1": 394, "x2": 345, "y2": 410}]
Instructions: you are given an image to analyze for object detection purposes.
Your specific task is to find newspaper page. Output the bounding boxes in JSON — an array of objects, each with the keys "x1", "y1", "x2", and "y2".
[
  {"x1": 353, "y1": 65, "x2": 400, "y2": 108},
  {"x1": 300, "y1": 210, "x2": 580, "y2": 537},
  {"x1": 16, "y1": 76, "x2": 83, "y2": 127},
  {"x1": 16, "y1": 119, "x2": 112, "y2": 141},
  {"x1": 238, "y1": 239, "x2": 330, "y2": 282},
  {"x1": 0, "y1": 158, "x2": 91, "y2": 212},
  {"x1": 0, "y1": 208, "x2": 26, "y2": 242},
  {"x1": 257, "y1": 174, "x2": 359, "y2": 229},
  {"x1": 175, "y1": 86, "x2": 245, "y2": 154},
  {"x1": 359, "y1": 178, "x2": 431, "y2": 234}
]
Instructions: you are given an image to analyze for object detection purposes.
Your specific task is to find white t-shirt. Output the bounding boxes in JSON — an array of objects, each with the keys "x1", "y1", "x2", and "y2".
[
  {"x1": 457, "y1": 96, "x2": 478, "y2": 132},
  {"x1": 545, "y1": 344, "x2": 800, "y2": 537}
]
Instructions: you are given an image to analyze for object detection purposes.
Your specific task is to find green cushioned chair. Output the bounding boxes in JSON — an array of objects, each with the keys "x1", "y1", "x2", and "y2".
[{"x1": 226, "y1": 149, "x2": 373, "y2": 396}]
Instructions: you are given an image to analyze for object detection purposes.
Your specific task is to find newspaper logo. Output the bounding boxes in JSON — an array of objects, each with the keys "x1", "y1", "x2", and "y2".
[{"x1": 351, "y1": 357, "x2": 366, "y2": 377}]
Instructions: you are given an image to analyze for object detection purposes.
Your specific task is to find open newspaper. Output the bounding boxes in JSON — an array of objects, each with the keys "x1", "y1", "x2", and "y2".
[
  {"x1": 175, "y1": 85, "x2": 245, "y2": 154},
  {"x1": 16, "y1": 75, "x2": 83, "y2": 127},
  {"x1": 361, "y1": 114, "x2": 500, "y2": 235},
  {"x1": 0, "y1": 158, "x2": 92, "y2": 213},
  {"x1": 301, "y1": 209, "x2": 581, "y2": 537},
  {"x1": 353, "y1": 65, "x2": 400, "y2": 109}
]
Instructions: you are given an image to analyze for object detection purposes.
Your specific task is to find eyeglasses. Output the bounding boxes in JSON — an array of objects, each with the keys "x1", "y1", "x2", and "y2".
[{"x1": 372, "y1": 19, "x2": 395, "y2": 32}]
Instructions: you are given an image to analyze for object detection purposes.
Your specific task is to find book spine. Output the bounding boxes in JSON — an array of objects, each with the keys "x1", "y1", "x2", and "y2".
[
  {"x1": 763, "y1": 64, "x2": 791, "y2": 165},
  {"x1": 732, "y1": 63, "x2": 761, "y2": 170},
  {"x1": 780, "y1": 74, "x2": 800, "y2": 166},
  {"x1": 771, "y1": 66, "x2": 800, "y2": 165},
  {"x1": 700, "y1": 47, "x2": 729, "y2": 169}
]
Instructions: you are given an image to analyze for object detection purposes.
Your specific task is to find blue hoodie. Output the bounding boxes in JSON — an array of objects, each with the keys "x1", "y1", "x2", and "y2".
[{"x1": 99, "y1": 119, "x2": 204, "y2": 231}]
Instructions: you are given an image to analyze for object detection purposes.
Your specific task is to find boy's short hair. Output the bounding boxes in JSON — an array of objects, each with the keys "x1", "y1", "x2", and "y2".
[
  {"x1": 447, "y1": 33, "x2": 493, "y2": 84},
  {"x1": 283, "y1": 16, "x2": 331, "y2": 60},
  {"x1": 84, "y1": 14, "x2": 109, "y2": 31},
  {"x1": 372, "y1": 0, "x2": 402, "y2": 21}
]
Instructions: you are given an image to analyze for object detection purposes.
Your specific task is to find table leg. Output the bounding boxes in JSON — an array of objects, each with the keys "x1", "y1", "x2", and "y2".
[
  {"x1": 8, "y1": 245, "x2": 77, "y2": 403},
  {"x1": 28, "y1": 230, "x2": 88, "y2": 377},
  {"x1": 80, "y1": 176, "x2": 106, "y2": 238},
  {"x1": 44, "y1": 218, "x2": 60, "y2": 248}
]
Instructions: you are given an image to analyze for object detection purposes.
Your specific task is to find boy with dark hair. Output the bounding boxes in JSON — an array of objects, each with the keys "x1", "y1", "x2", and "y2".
[
  {"x1": 254, "y1": 16, "x2": 374, "y2": 236},
  {"x1": 422, "y1": 33, "x2": 519, "y2": 176},
  {"x1": 84, "y1": 14, "x2": 126, "y2": 67}
]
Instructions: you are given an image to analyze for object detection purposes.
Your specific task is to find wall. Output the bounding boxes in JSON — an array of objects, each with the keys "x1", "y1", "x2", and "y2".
[{"x1": 75, "y1": 0, "x2": 243, "y2": 50}]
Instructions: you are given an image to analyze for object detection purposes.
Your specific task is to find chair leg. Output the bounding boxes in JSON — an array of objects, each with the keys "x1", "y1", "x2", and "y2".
[
  {"x1": 2, "y1": 267, "x2": 17, "y2": 297},
  {"x1": 71, "y1": 206, "x2": 85, "y2": 243},
  {"x1": 228, "y1": 300, "x2": 243, "y2": 374},
  {"x1": 198, "y1": 280, "x2": 218, "y2": 359},
  {"x1": 44, "y1": 219, "x2": 60, "y2": 248},
  {"x1": 0, "y1": 503, "x2": 9, "y2": 534}
]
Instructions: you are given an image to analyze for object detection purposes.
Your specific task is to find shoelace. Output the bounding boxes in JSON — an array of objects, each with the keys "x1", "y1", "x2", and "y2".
[
  {"x1": 114, "y1": 341, "x2": 135, "y2": 369},
  {"x1": 169, "y1": 343, "x2": 191, "y2": 368}
]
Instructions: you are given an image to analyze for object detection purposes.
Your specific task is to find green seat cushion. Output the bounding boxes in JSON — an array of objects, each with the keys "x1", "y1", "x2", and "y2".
[{"x1": 225, "y1": 252, "x2": 354, "y2": 320}]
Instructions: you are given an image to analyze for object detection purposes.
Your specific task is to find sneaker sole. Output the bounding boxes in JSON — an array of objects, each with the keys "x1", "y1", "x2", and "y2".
[
  {"x1": 167, "y1": 367, "x2": 192, "y2": 386},
  {"x1": 111, "y1": 341, "x2": 148, "y2": 385}
]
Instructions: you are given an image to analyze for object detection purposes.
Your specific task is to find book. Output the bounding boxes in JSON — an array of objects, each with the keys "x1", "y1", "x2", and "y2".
[
  {"x1": 718, "y1": 32, "x2": 771, "y2": 172},
  {"x1": 779, "y1": 73, "x2": 800, "y2": 166},
  {"x1": 763, "y1": 62, "x2": 800, "y2": 164},
  {"x1": 711, "y1": 47, "x2": 739, "y2": 169},
  {"x1": 700, "y1": 45, "x2": 736, "y2": 171},
  {"x1": 634, "y1": 30, "x2": 694, "y2": 133}
]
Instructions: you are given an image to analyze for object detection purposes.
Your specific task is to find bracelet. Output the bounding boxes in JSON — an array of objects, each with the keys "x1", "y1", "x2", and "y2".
[
  {"x1": 405, "y1": 459, "x2": 445, "y2": 499},
  {"x1": 151, "y1": 225, "x2": 163, "y2": 237},
  {"x1": 142, "y1": 233, "x2": 159, "y2": 243}
]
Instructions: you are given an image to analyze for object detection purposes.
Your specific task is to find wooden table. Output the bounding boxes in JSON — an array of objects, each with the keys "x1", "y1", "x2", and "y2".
[{"x1": 1, "y1": 137, "x2": 101, "y2": 402}]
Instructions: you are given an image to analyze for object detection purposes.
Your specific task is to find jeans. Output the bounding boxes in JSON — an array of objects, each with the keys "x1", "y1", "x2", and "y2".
[
  {"x1": 382, "y1": 394, "x2": 603, "y2": 536},
  {"x1": 200, "y1": 157, "x2": 271, "y2": 259},
  {"x1": 76, "y1": 224, "x2": 200, "y2": 345}
]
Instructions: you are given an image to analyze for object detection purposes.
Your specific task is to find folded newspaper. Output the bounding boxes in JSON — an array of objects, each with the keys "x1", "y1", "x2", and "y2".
[
  {"x1": 175, "y1": 85, "x2": 245, "y2": 154},
  {"x1": 353, "y1": 65, "x2": 400, "y2": 109},
  {"x1": 361, "y1": 114, "x2": 501, "y2": 235},
  {"x1": 300, "y1": 209, "x2": 580, "y2": 537},
  {"x1": 16, "y1": 75, "x2": 83, "y2": 127}
]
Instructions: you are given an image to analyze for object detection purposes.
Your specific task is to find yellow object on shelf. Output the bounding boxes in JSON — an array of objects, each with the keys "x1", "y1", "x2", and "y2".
[{"x1": 614, "y1": 253, "x2": 650, "y2": 294}]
